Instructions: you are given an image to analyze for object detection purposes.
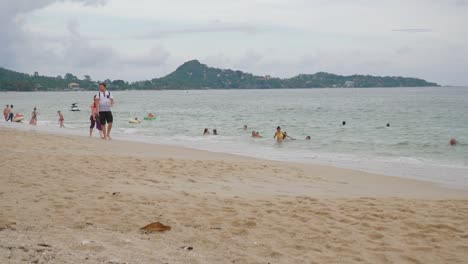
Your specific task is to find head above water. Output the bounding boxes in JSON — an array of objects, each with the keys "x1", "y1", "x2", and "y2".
[
  {"x1": 342, "y1": 121, "x2": 346, "y2": 126},
  {"x1": 243, "y1": 125, "x2": 248, "y2": 130},
  {"x1": 306, "y1": 136, "x2": 311, "y2": 140},
  {"x1": 10, "y1": 105, "x2": 13, "y2": 108}
]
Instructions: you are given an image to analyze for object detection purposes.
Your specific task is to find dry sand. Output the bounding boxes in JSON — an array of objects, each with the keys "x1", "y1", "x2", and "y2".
[{"x1": 1, "y1": 128, "x2": 467, "y2": 264}]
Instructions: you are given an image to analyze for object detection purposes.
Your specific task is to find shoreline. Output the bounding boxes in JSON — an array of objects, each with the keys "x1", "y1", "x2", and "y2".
[
  {"x1": 1, "y1": 126, "x2": 467, "y2": 199},
  {"x1": 2, "y1": 122, "x2": 467, "y2": 192},
  {"x1": 1, "y1": 127, "x2": 468, "y2": 263}
]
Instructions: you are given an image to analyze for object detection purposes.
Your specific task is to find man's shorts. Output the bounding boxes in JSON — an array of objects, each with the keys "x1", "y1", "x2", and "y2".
[{"x1": 99, "y1": 111, "x2": 113, "y2": 125}]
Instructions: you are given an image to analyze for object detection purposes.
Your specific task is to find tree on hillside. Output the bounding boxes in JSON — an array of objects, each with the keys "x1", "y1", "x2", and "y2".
[
  {"x1": 84, "y1": 75, "x2": 92, "y2": 82},
  {"x1": 65, "y1": 73, "x2": 78, "y2": 81}
]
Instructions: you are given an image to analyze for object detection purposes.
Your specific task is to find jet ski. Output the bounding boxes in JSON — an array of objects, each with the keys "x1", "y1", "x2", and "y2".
[{"x1": 70, "y1": 103, "x2": 81, "y2": 111}]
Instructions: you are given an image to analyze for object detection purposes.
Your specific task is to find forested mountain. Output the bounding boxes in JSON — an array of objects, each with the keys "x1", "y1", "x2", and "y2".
[{"x1": 0, "y1": 60, "x2": 439, "y2": 91}]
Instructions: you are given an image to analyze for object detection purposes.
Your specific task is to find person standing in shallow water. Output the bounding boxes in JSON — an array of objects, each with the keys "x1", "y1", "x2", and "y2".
[
  {"x1": 95, "y1": 83, "x2": 115, "y2": 140},
  {"x1": 57, "y1": 111, "x2": 64, "y2": 128},
  {"x1": 29, "y1": 107, "x2": 37, "y2": 125},
  {"x1": 3, "y1": 105, "x2": 10, "y2": 120},
  {"x1": 274, "y1": 126, "x2": 285, "y2": 143},
  {"x1": 6, "y1": 105, "x2": 14, "y2": 122}
]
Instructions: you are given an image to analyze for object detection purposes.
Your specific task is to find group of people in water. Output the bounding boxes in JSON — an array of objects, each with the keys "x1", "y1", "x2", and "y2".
[
  {"x1": 3, "y1": 104, "x2": 67, "y2": 128},
  {"x1": 202, "y1": 124, "x2": 308, "y2": 143},
  {"x1": 3, "y1": 104, "x2": 37, "y2": 125}
]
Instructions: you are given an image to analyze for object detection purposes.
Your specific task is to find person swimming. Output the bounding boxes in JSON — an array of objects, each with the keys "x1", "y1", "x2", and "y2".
[
  {"x1": 252, "y1": 131, "x2": 263, "y2": 138},
  {"x1": 274, "y1": 126, "x2": 285, "y2": 142},
  {"x1": 305, "y1": 136, "x2": 311, "y2": 140},
  {"x1": 243, "y1": 125, "x2": 248, "y2": 130},
  {"x1": 213, "y1": 129, "x2": 218, "y2": 135},
  {"x1": 283, "y1": 132, "x2": 296, "y2": 141},
  {"x1": 203, "y1": 128, "x2": 210, "y2": 135}
]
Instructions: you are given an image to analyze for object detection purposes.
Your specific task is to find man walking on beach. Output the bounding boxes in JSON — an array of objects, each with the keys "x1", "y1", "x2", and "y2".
[{"x1": 95, "y1": 82, "x2": 115, "y2": 140}]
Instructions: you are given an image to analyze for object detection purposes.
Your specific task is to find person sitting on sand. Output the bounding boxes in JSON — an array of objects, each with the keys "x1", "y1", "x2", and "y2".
[
  {"x1": 274, "y1": 126, "x2": 285, "y2": 143},
  {"x1": 203, "y1": 128, "x2": 210, "y2": 135},
  {"x1": 283, "y1": 132, "x2": 296, "y2": 141},
  {"x1": 58, "y1": 111, "x2": 65, "y2": 128}
]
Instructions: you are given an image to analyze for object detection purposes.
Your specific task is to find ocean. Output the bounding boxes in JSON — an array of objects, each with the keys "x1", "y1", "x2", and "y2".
[{"x1": 2, "y1": 87, "x2": 467, "y2": 189}]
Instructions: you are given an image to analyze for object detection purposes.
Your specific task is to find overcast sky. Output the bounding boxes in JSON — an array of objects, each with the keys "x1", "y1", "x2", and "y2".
[{"x1": 1, "y1": 0, "x2": 467, "y2": 85}]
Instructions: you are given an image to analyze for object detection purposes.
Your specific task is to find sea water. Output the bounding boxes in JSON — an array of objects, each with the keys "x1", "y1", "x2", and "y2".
[{"x1": 1, "y1": 87, "x2": 467, "y2": 189}]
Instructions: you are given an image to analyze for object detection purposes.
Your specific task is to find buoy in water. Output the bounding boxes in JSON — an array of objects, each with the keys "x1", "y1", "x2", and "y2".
[{"x1": 450, "y1": 138, "x2": 457, "y2": 146}]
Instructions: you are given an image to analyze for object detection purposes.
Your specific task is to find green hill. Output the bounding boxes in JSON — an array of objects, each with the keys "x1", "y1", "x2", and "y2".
[{"x1": 0, "y1": 60, "x2": 439, "y2": 91}]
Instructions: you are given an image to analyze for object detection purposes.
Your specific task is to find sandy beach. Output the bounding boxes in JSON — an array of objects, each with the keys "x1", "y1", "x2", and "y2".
[{"x1": 1, "y1": 127, "x2": 467, "y2": 264}]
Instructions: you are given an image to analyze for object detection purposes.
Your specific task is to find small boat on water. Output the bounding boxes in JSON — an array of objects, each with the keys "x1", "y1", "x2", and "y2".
[{"x1": 70, "y1": 103, "x2": 81, "y2": 111}]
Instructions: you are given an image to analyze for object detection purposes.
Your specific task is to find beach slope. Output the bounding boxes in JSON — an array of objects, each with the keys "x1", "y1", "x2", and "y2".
[{"x1": 1, "y1": 128, "x2": 467, "y2": 263}]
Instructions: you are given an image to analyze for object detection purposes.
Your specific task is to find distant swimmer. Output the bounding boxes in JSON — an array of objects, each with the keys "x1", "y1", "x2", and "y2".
[
  {"x1": 387, "y1": 123, "x2": 390, "y2": 127},
  {"x1": 450, "y1": 138, "x2": 457, "y2": 146},
  {"x1": 57, "y1": 111, "x2": 65, "y2": 128},
  {"x1": 342, "y1": 121, "x2": 346, "y2": 126},
  {"x1": 213, "y1": 129, "x2": 218, "y2": 135},
  {"x1": 305, "y1": 136, "x2": 311, "y2": 140},
  {"x1": 283, "y1": 132, "x2": 296, "y2": 141},
  {"x1": 252, "y1": 131, "x2": 263, "y2": 138},
  {"x1": 203, "y1": 128, "x2": 210, "y2": 135},
  {"x1": 274, "y1": 126, "x2": 285, "y2": 143},
  {"x1": 243, "y1": 125, "x2": 248, "y2": 130}
]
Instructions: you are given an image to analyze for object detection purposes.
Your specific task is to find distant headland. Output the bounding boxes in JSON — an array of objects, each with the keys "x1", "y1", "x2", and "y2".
[{"x1": 0, "y1": 60, "x2": 439, "y2": 91}]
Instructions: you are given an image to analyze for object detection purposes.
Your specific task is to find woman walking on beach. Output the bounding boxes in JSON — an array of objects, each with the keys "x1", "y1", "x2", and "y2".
[
  {"x1": 90, "y1": 95, "x2": 103, "y2": 138},
  {"x1": 29, "y1": 107, "x2": 37, "y2": 125}
]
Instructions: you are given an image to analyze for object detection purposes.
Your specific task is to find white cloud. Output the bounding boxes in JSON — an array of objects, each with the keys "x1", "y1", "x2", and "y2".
[{"x1": 0, "y1": 0, "x2": 467, "y2": 85}]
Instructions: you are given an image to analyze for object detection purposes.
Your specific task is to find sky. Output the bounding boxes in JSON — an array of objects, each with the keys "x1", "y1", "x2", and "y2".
[{"x1": 1, "y1": 0, "x2": 467, "y2": 85}]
